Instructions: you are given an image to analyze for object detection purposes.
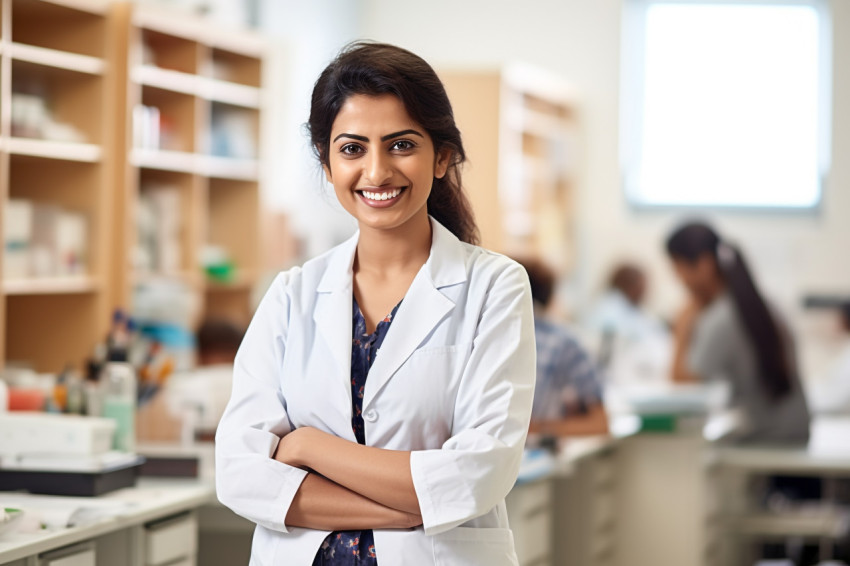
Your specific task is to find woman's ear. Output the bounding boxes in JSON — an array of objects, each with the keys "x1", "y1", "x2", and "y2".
[
  {"x1": 434, "y1": 148, "x2": 452, "y2": 179},
  {"x1": 317, "y1": 145, "x2": 332, "y2": 182}
]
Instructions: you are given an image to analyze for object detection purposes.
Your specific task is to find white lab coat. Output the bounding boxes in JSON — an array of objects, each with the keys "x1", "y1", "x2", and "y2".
[{"x1": 215, "y1": 218, "x2": 536, "y2": 566}]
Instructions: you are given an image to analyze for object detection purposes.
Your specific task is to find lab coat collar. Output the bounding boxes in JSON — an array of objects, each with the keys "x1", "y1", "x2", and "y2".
[
  {"x1": 312, "y1": 216, "x2": 469, "y2": 414},
  {"x1": 315, "y1": 216, "x2": 467, "y2": 293}
]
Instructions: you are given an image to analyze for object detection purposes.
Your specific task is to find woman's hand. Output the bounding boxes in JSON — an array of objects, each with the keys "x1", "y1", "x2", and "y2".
[
  {"x1": 274, "y1": 427, "x2": 315, "y2": 468},
  {"x1": 273, "y1": 427, "x2": 339, "y2": 469},
  {"x1": 671, "y1": 300, "x2": 703, "y2": 383},
  {"x1": 674, "y1": 300, "x2": 701, "y2": 343}
]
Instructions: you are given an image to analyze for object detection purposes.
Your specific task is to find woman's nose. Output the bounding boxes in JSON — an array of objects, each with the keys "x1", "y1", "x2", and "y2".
[{"x1": 364, "y1": 151, "x2": 392, "y2": 186}]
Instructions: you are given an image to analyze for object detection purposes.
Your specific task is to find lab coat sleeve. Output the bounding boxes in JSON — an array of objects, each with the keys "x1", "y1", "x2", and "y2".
[
  {"x1": 410, "y1": 262, "x2": 536, "y2": 535},
  {"x1": 215, "y1": 271, "x2": 308, "y2": 533}
]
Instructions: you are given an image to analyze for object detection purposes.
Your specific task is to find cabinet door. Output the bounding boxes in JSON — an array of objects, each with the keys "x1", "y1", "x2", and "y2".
[
  {"x1": 39, "y1": 543, "x2": 96, "y2": 566},
  {"x1": 145, "y1": 512, "x2": 197, "y2": 566}
]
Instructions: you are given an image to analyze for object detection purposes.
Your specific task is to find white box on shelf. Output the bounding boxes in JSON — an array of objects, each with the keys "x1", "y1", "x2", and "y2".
[
  {"x1": 56, "y1": 210, "x2": 88, "y2": 275},
  {"x1": 141, "y1": 185, "x2": 182, "y2": 273},
  {"x1": 30, "y1": 205, "x2": 89, "y2": 277},
  {"x1": 0, "y1": 412, "x2": 116, "y2": 459},
  {"x1": 133, "y1": 104, "x2": 160, "y2": 150},
  {"x1": 31, "y1": 203, "x2": 62, "y2": 277},
  {"x1": 3, "y1": 199, "x2": 33, "y2": 279}
]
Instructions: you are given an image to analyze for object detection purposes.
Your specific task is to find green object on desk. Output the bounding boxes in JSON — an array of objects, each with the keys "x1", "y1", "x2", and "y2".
[
  {"x1": 639, "y1": 414, "x2": 677, "y2": 433},
  {"x1": 205, "y1": 261, "x2": 235, "y2": 282}
]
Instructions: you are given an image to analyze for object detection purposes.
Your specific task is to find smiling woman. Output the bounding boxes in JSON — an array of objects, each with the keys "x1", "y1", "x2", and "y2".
[
  {"x1": 322, "y1": 94, "x2": 450, "y2": 238},
  {"x1": 215, "y1": 42, "x2": 536, "y2": 566}
]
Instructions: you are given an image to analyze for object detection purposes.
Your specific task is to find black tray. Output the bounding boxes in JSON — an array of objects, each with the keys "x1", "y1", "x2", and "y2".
[{"x1": 0, "y1": 459, "x2": 144, "y2": 496}]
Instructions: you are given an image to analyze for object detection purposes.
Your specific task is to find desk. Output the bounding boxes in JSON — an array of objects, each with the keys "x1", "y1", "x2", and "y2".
[
  {"x1": 0, "y1": 482, "x2": 214, "y2": 566},
  {"x1": 504, "y1": 435, "x2": 622, "y2": 566},
  {"x1": 708, "y1": 417, "x2": 850, "y2": 566}
]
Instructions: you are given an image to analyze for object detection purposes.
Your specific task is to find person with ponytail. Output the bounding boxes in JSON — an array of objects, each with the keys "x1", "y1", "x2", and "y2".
[
  {"x1": 666, "y1": 221, "x2": 810, "y2": 444},
  {"x1": 216, "y1": 42, "x2": 536, "y2": 565}
]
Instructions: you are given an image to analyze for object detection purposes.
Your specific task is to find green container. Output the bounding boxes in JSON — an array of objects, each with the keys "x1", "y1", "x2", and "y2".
[{"x1": 639, "y1": 414, "x2": 677, "y2": 433}]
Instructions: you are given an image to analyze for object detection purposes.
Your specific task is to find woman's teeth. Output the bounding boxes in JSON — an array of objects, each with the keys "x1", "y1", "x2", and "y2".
[{"x1": 362, "y1": 188, "x2": 402, "y2": 201}]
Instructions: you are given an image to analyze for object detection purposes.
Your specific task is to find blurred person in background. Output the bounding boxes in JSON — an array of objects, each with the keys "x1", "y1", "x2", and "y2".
[
  {"x1": 588, "y1": 262, "x2": 665, "y2": 341},
  {"x1": 586, "y1": 262, "x2": 671, "y2": 385},
  {"x1": 666, "y1": 221, "x2": 810, "y2": 444},
  {"x1": 807, "y1": 301, "x2": 850, "y2": 414},
  {"x1": 516, "y1": 256, "x2": 609, "y2": 437}
]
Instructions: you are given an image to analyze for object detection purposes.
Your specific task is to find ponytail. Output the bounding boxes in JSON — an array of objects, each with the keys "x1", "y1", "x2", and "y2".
[
  {"x1": 666, "y1": 222, "x2": 792, "y2": 400},
  {"x1": 716, "y1": 242, "x2": 792, "y2": 399}
]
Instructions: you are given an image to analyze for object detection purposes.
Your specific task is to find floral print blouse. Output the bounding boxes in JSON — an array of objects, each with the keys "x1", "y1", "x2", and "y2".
[{"x1": 312, "y1": 297, "x2": 401, "y2": 566}]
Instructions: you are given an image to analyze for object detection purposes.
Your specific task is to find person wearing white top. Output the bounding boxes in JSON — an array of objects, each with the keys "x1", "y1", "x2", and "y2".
[
  {"x1": 215, "y1": 42, "x2": 536, "y2": 566},
  {"x1": 808, "y1": 303, "x2": 850, "y2": 415}
]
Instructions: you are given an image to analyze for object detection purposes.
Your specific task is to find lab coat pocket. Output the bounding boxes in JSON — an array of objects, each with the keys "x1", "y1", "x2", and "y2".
[
  {"x1": 376, "y1": 344, "x2": 470, "y2": 446},
  {"x1": 432, "y1": 526, "x2": 518, "y2": 566}
]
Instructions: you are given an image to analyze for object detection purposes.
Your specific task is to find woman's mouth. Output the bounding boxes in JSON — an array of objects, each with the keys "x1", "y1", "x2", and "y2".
[{"x1": 356, "y1": 187, "x2": 406, "y2": 207}]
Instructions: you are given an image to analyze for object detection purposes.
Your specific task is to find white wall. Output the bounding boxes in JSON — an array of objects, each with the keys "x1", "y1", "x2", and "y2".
[
  {"x1": 359, "y1": 0, "x2": 850, "y2": 346},
  {"x1": 258, "y1": 0, "x2": 363, "y2": 257}
]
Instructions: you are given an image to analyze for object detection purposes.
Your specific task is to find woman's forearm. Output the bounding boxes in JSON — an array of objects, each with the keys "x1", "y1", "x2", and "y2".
[
  {"x1": 672, "y1": 302, "x2": 701, "y2": 383},
  {"x1": 308, "y1": 441, "x2": 419, "y2": 515},
  {"x1": 671, "y1": 335, "x2": 699, "y2": 383},
  {"x1": 278, "y1": 430, "x2": 420, "y2": 515},
  {"x1": 286, "y1": 472, "x2": 421, "y2": 531}
]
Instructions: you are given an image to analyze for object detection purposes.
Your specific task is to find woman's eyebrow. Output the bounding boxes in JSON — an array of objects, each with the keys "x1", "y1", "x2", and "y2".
[
  {"x1": 332, "y1": 129, "x2": 425, "y2": 144},
  {"x1": 333, "y1": 133, "x2": 369, "y2": 143},
  {"x1": 381, "y1": 129, "x2": 424, "y2": 142}
]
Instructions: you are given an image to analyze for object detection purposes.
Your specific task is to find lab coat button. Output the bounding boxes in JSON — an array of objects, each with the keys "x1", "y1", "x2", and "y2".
[{"x1": 364, "y1": 409, "x2": 378, "y2": 422}]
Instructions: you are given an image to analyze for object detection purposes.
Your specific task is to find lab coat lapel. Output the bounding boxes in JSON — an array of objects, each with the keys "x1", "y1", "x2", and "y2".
[
  {"x1": 362, "y1": 219, "x2": 468, "y2": 411},
  {"x1": 313, "y1": 232, "x2": 358, "y2": 392}
]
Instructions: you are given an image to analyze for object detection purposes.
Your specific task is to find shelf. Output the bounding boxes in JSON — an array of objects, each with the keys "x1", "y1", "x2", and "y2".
[
  {"x1": 131, "y1": 66, "x2": 261, "y2": 109},
  {"x1": 507, "y1": 106, "x2": 572, "y2": 140},
  {"x1": 7, "y1": 43, "x2": 104, "y2": 75},
  {"x1": 15, "y1": 0, "x2": 109, "y2": 17},
  {"x1": 3, "y1": 276, "x2": 100, "y2": 295},
  {"x1": 130, "y1": 150, "x2": 259, "y2": 180},
  {"x1": 132, "y1": 65, "x2": 197, "y2": 96},
  {"x1": 727, "y1": 507, "x2": 850, "y2": 539},
  {"x1": 200, "y1": 78, "x2": 260, "y2": 108},
  {"x1": 201, "y1": 156, "x2": 259, "y2": 181},
  {"x1": 133, "y1": 270, "x2": 202, "y2": 287},
  {"x1": 204, "y1": 272, "x2": 255, "y2": 291},
  {"x1": 3, "y1": 138, "x2": 102, "y2": 162},
  {"x1": 131, "y1": 148, "x2": 197, "y2": 174}
]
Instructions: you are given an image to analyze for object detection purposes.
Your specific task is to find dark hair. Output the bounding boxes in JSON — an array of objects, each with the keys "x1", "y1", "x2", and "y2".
[
  {"x1": 665, "y1": 221, "x2": 792, "y2": 400},
  {"x1": 610, "y1": 263, "x2": 645, "y2": 304},
  {"x1": 307, "y1": 41, "x2": 479, "y2": 245},
  {"x1": 513, "y1": 256, "x2": 555, "y2": 308},
  {"x1": 841, "y1": 302, "x2": 850, "y2": 332}
]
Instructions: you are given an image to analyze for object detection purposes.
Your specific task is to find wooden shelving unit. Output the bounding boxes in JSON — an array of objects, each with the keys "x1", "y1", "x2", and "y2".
[
  {"x1": 0, "y1": 0, "x2": 266, "y2": 373},
  {"x1": 0, "y1": 0, "x2": 116, "y2": 372},
  {"x1": 112, "y1": 3, "x2": 265, "y2": 330},
  {"x1": 439, "y1": 65, "x2": 579, "y2": 272}
]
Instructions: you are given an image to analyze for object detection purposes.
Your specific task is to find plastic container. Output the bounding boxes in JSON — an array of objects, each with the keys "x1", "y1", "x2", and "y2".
[{"x1": 102, "y1": 362, "x2": 137, "y2": 452}]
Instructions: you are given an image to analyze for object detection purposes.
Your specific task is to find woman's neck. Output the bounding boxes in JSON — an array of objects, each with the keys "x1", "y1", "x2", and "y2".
[
  {"x1": 700, "y1": 279, "x2": 727, "y2": 306},
  {"x1": 354, "y1": 214, "x2": 432, "y2": 278}
]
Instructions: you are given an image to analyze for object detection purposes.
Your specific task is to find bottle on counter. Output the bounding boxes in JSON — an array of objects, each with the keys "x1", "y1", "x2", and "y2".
[
  {"x1": 0, "y1": 378, "x2": 8, "y2": 412},
  {"x1": 102, "y1": 362, "x2": 137, "y2": 452}
]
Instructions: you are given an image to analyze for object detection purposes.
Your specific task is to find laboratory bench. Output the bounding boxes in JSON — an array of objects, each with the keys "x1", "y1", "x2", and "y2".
[
  {"x1": 707, "y1": 417, "x2": 850, "y2": 566},
  {"x1": 4, "y1": 417, "x2": 848, "y2": 566},
  {"x1": 0, "y1": 481, "x2": 214, "y2": 566}
]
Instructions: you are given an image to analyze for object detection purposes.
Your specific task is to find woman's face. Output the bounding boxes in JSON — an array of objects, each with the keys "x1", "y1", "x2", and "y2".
[
  {"x1": 323, "y1": 94, "x2": 451, "y2": 235},
  {"x1": 672, "y1": 253, "x2": 720, "y2": 304}
]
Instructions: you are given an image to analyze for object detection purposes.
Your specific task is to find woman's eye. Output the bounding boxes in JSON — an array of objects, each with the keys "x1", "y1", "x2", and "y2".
[
  {"x1": 340, "y1": 144, "x2": 363, "y2": 155},
  {"x1": 391, "y1": 140, "x2": 415, "y2": 151}
]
